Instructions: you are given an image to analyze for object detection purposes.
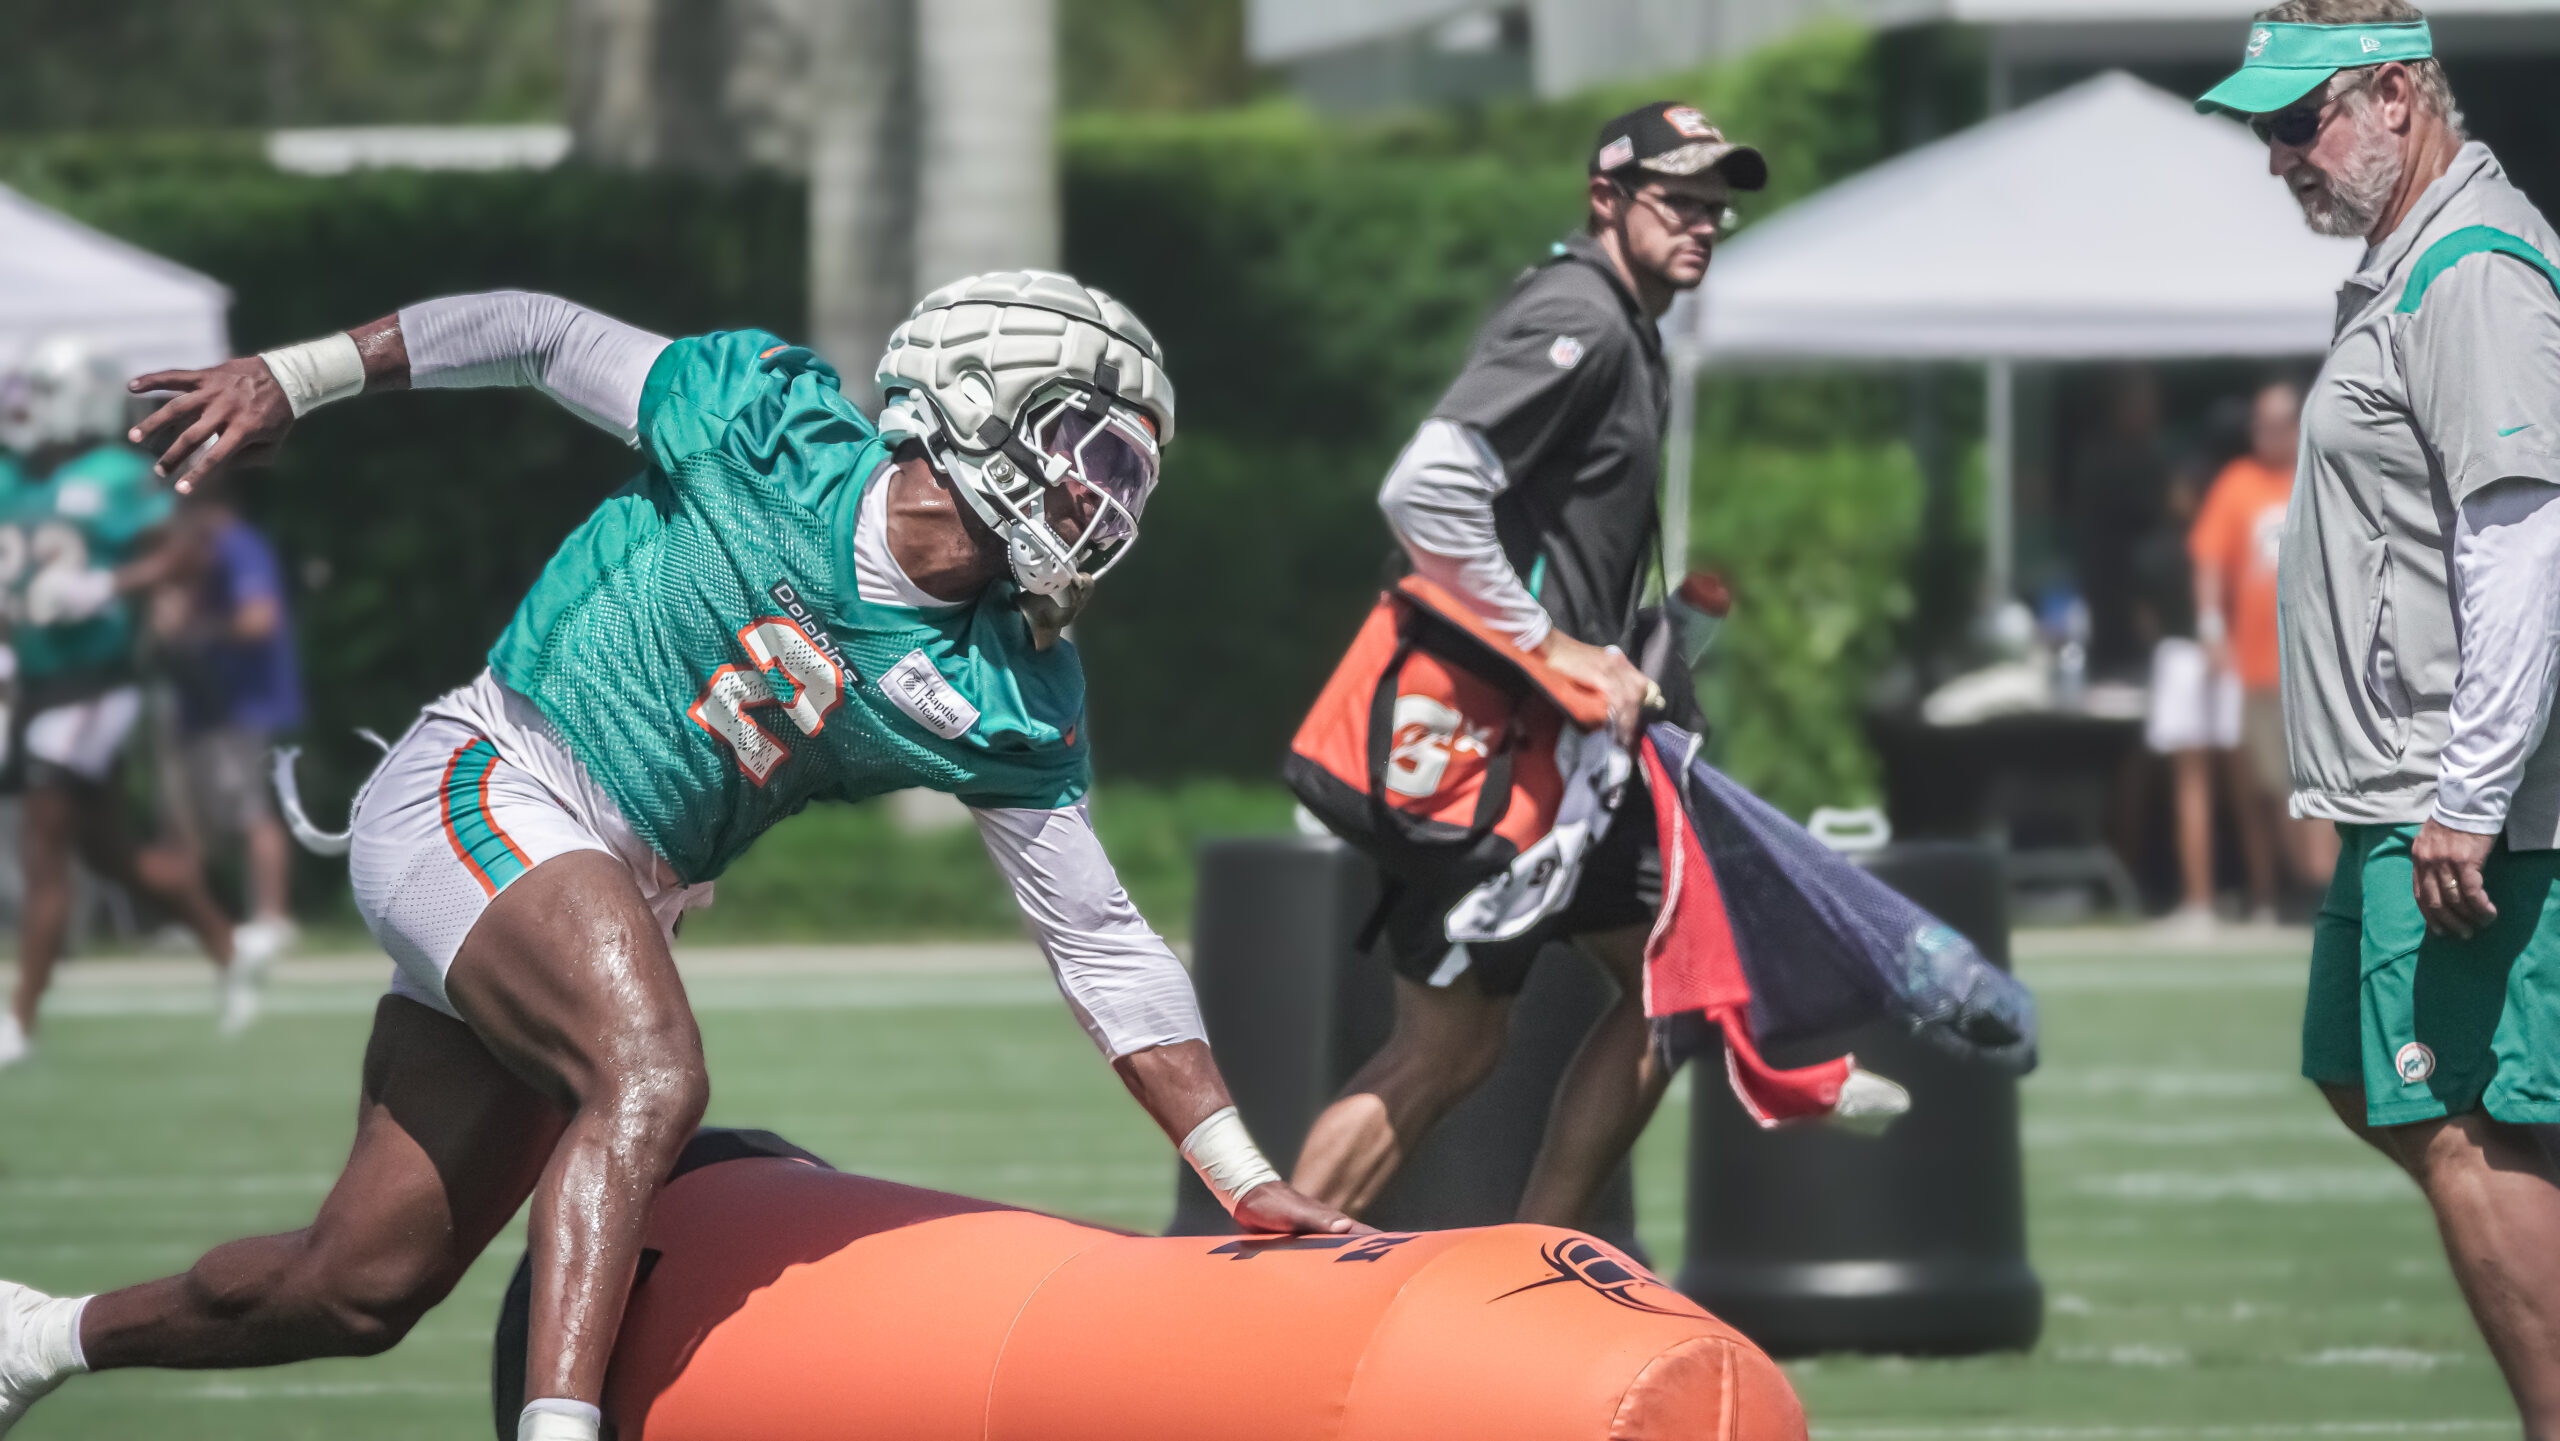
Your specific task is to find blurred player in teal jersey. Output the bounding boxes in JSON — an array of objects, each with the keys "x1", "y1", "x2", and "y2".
[
  {"x1": 0, "y1": 278, "x2": 1356, "y2": 1441},
  {"x1": 0, "y1": 337, "x2": 240, "y2": 1070}
]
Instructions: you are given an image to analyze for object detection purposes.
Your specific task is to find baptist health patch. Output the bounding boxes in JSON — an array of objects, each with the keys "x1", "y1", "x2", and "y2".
[
  {"x1": 880, "y1": 649, "x2": 980, "y2": 740},
  {"x1": 2395, "y1": 1041, "x2": 2436, "y2": 1085},
  {"x1": 1548, "y1": 335, "x2": 1585, "y2": 370}
]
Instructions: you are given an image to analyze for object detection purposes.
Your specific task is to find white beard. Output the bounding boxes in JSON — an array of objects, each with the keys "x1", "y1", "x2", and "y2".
[{"x1": 2290, "y1": 104, "x2": 2403, "y2": 239}]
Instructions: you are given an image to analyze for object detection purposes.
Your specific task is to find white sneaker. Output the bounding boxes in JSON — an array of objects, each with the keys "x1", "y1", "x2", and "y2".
[
  {"x1": 0, "y1": 1015, "x2": 26, "y2": 1072},
  {"x1": 219, "y1": 947, "x2": 270, "y2": 1039},
  {"x1": 2150, "y1": 904, "x2": 2220, "y2": 942},
  {"x1": 233, "y1": 917, "x2": 298, "y2": 963},
  {"x1": 0, "y1": 1280, "x2": 88, "y2": 1436}
]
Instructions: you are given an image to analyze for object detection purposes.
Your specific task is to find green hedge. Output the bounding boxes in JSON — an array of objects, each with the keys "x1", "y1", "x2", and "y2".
[{"x1": 1690, "y1": 444, "x2": 1927, "y2": 816}]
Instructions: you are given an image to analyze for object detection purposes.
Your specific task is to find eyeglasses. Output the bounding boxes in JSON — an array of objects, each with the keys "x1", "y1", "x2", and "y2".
[{"x1": 1615, "y1": 180, "x2": 1735, "y2": 234}]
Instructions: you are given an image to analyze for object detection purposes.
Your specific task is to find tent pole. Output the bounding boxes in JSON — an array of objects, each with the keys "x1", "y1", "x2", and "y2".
[
  {"x1": 1984, "y1": 357, "x2": 2014, "y2": 616},
  {"x1": 1663, "y1": 348, "x2": 1699, "y2": 590}
]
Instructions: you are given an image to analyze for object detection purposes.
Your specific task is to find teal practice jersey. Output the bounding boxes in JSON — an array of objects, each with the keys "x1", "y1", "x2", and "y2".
[
  {"x1": 7, "y1": 444, "x2": 173, "y2": 685},
  {"x1": 487, "y1": 331, "x2": 1092, "y2": 884}
]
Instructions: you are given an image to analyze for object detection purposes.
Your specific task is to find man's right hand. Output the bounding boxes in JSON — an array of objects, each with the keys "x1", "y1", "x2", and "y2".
[
  {"x1": 1233, "y1": 1181, "x2": 1372, "y2": 1237},
  {"x1": 127, "y1": 358, "x2": 298, "y2": 491},
  {"x1": 1536, "y1": 629, "x2": 1657, "y2": 745}
]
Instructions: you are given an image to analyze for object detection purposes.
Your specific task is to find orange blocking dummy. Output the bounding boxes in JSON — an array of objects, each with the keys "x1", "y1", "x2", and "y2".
[{"x1": 495, "y1": 1130, "x2": 1806, "y2": 1441}]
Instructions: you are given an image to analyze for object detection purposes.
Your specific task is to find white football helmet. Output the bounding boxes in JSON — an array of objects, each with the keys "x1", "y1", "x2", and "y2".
[
  {"x1": 0, "y1": 335, "x2": 130, "y2": 456},
  {"x1": 876, "y1": 271, "x2": 1175, "y2": 598}
]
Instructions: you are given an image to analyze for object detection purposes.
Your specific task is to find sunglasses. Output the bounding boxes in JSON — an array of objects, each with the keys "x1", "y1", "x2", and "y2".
[
  {"x1": 2251, "y1": 71, "x2": 2376, "y2": 148},
  {"x1": 2250, "y1": 105, "x2": 2327, "y2": 147},
  {"x1": 1624, "y1": 183, "x2": 1738, "y2": 233}
]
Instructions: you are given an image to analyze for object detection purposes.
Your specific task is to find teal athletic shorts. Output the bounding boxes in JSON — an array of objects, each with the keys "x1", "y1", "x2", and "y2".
[{"x1": 2303, "y1": 822, "x2": 2560, "y2": 1127}]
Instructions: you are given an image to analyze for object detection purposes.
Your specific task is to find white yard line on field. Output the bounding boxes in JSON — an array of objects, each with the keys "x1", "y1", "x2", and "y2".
[
  {"x1": 2014, "y1": 926, "x2": 2313, "y2": 960},
  {"x1": 179, "y1": 1379, "x2": 484, "y2": 1401}
]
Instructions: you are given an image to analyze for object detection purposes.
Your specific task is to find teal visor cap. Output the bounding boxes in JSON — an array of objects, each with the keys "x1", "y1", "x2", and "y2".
[{"x1": 2195, "y1": 19, "x2": 2434, "y2": 116}]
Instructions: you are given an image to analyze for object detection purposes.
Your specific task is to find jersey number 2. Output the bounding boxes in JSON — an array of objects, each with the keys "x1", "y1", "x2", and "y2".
[
  {"x1": 0, "y1": 522, "x2": 93, "y2": 625},
  {"x1": 688, "y1": 617, "x2": 846, "y2": 785}
]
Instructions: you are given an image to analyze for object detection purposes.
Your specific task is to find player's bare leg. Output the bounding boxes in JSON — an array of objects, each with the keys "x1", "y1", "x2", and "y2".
[
  {"x1": 1292, "y1": 973, "x2": 1512, "y2": 1216},
  {"x1": 2219, "y1": 749, "x2": 2280, "y2": 918},
  {"x1": 7, "y1": 776, "x2": 232, "y2": 1055},
  {"x1": 6, "y1": 849, "x2": 705, "y2": 1437},
  {"x1": 73, "y1": 998, "x2": 560, "y2": 1367},
  {"x1": 443, "y1": 849, "x2": 708, "y2": 1414},
  {"x1": 73, "y1": 774, "x2": 237, "y2": 971},
  {"x1": 9, "y1": 784, "x2": 83, "y2": 1045},
  {"x1": 1516, "y1": 924, "x2": 1672, "y2": 1229}
]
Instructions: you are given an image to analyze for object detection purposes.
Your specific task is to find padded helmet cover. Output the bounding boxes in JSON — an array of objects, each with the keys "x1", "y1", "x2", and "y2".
[
  {"x1": 1, "y1": 334, "x2": 129, "y2": 454},
  {"x1": 877, "y1": 270, "x2": 1174, "y2": 447}
]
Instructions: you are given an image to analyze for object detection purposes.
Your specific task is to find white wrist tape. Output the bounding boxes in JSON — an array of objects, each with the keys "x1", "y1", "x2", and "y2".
[
  {"x1": 258, "y1": 332, "x2": 367, "y2": 418},
  {"x1": 519, "y1": 1398, "x2": 601, "y2": 1441},
  {"x1": 2196, "y1": 610, "x2": 2228, "y2": 647},
  {"x1": 34, "y1": 1294, "x2": 90, "y2": 1378},
  {"x1": 1180, "y1": 1105, "x2": 1281, "y2": 1212}
]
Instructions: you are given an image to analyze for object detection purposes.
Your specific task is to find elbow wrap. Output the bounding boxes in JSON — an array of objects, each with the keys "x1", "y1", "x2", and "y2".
[
  {"x1": 1179, "y1": 1106, "x2": 1281, "y2": 1212},
  {"x1": 258, "y1": 333, "x2": 367, "y2": 419}
]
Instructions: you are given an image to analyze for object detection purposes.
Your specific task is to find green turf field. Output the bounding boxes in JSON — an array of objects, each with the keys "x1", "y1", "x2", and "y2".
[{"x1": 0, "y1": 938, "x2": 2519, "y2": 1439}]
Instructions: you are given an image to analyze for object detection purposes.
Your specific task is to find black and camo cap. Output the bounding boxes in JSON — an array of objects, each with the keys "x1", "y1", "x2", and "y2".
[{"x1": 1590, "y1": 101, "x2": 1768, "y2": 191}]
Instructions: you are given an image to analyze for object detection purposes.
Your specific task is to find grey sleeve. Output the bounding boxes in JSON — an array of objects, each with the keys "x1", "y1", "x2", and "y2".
[
  {"x1": 2434, "y1": 478, "x2": 2560, "y2": 834},
  {"x1": 398, "y1": 291, "x2": 671, "y2": 446},
  {"x1": 969, "y1": 801, "x2": 1208, "y2": 1060},
  {"x1": 1377, "y1": 418, "x2": 1551, "y2": 651},
  {"x1": 2404, "y1": 254, "x2": 2560, "y2": 505}
]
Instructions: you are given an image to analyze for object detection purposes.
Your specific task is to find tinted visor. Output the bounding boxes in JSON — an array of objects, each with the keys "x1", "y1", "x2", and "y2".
[{"x1": 1028, "y1": 401, "x2": 1161, "y2": 547}]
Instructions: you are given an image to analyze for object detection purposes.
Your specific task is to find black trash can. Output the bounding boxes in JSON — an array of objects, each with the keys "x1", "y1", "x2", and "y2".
[
  {"x1": 1677, "y1": 840, "x2": 2040, "y2": 1355},
  {"x1": 1169, "y1": 835, "x2": 1638, "y2": 1250}
]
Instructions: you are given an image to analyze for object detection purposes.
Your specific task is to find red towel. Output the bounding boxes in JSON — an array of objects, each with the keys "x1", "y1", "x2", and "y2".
[{"x1": 1638, "y1": 738, "x2": 1856, "y2": 1127}]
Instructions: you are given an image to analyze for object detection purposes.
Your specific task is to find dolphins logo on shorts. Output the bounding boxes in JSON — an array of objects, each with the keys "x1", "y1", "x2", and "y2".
[{"x1": 2394, "y1": 1041, "x2": 2436, "y2": 1085}]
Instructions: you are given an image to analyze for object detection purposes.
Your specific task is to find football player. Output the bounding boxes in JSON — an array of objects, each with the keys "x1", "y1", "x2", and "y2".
[
  {"x1": 0, "y1": 278, "x2": 1355, "y2": 1441},
  {"x1": 0, "y1": 336, "x2": 242, "y2": 1068}
]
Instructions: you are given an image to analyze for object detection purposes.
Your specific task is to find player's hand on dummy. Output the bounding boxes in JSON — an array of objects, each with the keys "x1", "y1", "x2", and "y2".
[
  {"x1": 2412, "y1": 818, "x2": 2499, "y2": 940},
  {"x1": 1232, "y1": 1180, "x2": 1373, "y2": 1237},
  {"x1": 1536, "y1": 630, "x2": 1660, "y2": 746},
  {"x1": 127, "y1": 357, "x2": 298, "y2": 493}
]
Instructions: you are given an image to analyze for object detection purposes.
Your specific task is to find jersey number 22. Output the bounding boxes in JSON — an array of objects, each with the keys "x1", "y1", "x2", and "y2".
[{"x1": 688, "y1": 617, "x2": 846, "y2": 784}]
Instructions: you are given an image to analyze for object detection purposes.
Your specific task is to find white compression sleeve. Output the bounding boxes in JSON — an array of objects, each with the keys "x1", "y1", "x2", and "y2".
[
  {"x1": 969, "y1": 802, "x2": 1208, "y2": 1059},
  {"x1": 1378, "y1": 418, "x2": 1552, "y2": 652},
  {"x1": 398, "y1": 291, "x2": 670, "y2": 446},
  {"x1": 2436, "y1": 477, "x2": 2560, "y2": 834}
]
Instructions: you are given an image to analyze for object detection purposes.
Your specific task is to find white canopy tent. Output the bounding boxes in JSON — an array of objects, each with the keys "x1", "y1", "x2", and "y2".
[
  {"x1": 1661, "y1": 71, "x2": 2363, "y2": 607},
  {"x1": 0, "y1": 183, "x2": 230, "y2": 381}
]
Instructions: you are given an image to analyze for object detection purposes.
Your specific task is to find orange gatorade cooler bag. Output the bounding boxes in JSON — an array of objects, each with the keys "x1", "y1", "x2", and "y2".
[{"x1": 1286, "y1": 576, "x2": 1612, "y2": 908}]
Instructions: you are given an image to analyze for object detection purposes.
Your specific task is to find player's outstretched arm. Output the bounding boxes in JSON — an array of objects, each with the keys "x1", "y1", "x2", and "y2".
[
  {"x1": 970, "y1": 804, "x2": 1366, "y2": 1236},
  {"x1": 127, "y1": 314, "x2": 404, "y2": 489},
  {"x1": 128, "y1": 292, "x2": 670, "y2": 491}
]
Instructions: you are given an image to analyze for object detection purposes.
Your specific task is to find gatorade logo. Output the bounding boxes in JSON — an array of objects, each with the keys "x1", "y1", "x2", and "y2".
[
  {"x1": 1494, "y1": 1238, "x2": 1704, "y2": 1317},
  {"x1": 2395, "y1": 1041, "x2": 2436, "y2": 1085}
]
